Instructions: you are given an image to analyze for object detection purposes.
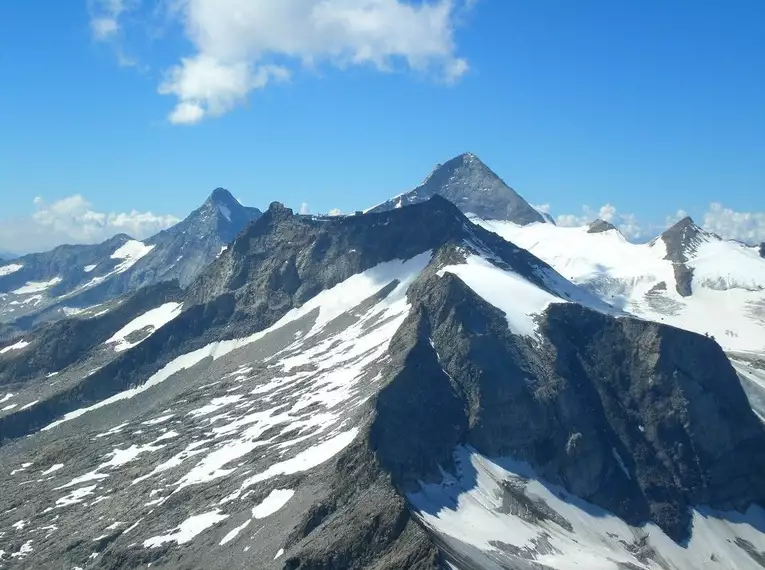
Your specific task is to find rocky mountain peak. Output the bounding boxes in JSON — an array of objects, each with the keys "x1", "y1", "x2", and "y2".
[
  {"x1": 367, "y1": 153, "x2": 545, "y2": 225},
  {"x1": 660, "y1": 215, "x2": 710, "y2": 263},
  {"x1": 587, "y1": 219, "x2": 618, "y2": 234},
  {"x1": 206, "y1": 187, "x2": 239, "y2": 207}
]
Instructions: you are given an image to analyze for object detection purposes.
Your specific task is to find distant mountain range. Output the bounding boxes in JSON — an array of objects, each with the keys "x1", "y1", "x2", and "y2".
[
  {"x1": 2, "y1": 154, "x2": 765, "y2": 569},
  {"x1": 0, "y1": 189, "x2": 260, "y2": 329}
]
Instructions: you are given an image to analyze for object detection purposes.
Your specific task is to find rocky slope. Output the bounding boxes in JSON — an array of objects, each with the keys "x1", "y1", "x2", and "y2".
[
  {"x1": 366, "y1": 153, "x2": 545, "y2": 225},
  {"x1": 1, "y1": 198, "x2": 764, "y2": 569},
  {"x1": 0, "y1": 189, "x2": 260, "y2": 327}
]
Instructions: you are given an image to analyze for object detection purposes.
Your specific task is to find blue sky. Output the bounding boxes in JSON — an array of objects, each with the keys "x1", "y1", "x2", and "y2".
[{"x1": 1, "y1": 0, "x2": 764, "y2": 252}]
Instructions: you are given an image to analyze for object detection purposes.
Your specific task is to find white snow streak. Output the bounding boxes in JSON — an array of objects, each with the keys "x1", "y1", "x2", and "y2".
[
  {"x1": 105, "y1": 302, "x2": 183, "y2": 352},
  {"x1": 12, "y1": 277, "x2": 62, "y2": 295},
  {"x1": 0, "y1": 263, "x2": 23, "y2": 277},
  {"x1": 0, "y1": 340, "x2": 30, "y2": 354},
  {"x1": 143, "y1": 510, "x2": 228, "y2": 548},
  {"x1": 251, "y1": 489, "x2": 295, "y2": 519}
]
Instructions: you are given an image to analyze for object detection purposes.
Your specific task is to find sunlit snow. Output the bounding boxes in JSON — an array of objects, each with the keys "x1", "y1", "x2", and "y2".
[
  {"x1": 0, "y1": 263, "x2": 23, "y2": 277},
  {"x1": 143, "y1": 510, "x2": 228, "y2": 548},
  {"x1": 105, "y1": 302, "x2": 183, "y2": 352},
  {"x1": 475, "y1": 217, "x2": 765, "y2": 353},
  {"x1": 12, "y1": 277, "x2": 62, "y2": 295},
  {"x1": 410, "y1": 446, "x2": 765, "y2": 570}
]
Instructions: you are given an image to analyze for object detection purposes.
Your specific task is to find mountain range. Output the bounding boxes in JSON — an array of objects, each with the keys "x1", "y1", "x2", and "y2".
[
  {"x1": 2, "y1": 154, "x2": 765, "y2": 569},
  {"x1": 0, "y1": 189, "x2": 260, "y2": 333}
]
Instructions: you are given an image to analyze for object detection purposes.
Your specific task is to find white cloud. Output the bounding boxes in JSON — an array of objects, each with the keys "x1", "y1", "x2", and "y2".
[
  {"x1": 299, "y1": 202, "x2": 311, "y2": 215},
  {"x1": 155, "y1": 0, "x2": 472, "y2": 124},
  {"x1": 551, "y1": 202, "x2": 765, "y2": 245},
  {"x1": 702, "y1": 203, "x2": 765, "y2": 244},
  {"x1": 554, "y1": 203, "x2": 644, "y2": 239},
  {"x1": 89, "y1": 0, "x2": 133, "y2": 40},
  {"x1": 159, "y1": 57, "x2": 290, "y2": 124},
  {"x1": 328, "y1": 208, "x2": 343, "y2": 216},
  {"x1": 0, "y1": 195, "x2": 180, "y2": 254}
]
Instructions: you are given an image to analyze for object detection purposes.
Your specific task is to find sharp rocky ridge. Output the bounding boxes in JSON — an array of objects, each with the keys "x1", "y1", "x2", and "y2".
[{"x1": 2, "y1": 195, "x2": 765, "y2": 569}]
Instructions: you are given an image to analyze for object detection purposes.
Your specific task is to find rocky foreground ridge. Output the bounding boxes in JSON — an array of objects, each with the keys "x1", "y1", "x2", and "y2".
[{"x1": 0, "y1": 198, "x2": 764, "y2": 569}]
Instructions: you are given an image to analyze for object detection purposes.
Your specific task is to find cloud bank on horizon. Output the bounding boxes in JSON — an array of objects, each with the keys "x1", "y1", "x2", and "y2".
[
  {"x1": 1, "y1": 194, "x2": 764, "y2": 256},
  {"x1": 0, "y1": 195, "x2": 179, "y2": 255},
  {"x1": 545, "y1": 202, "x2": 765, "y2": 244},
  {"x1": 91, "y1": 0, "x2": 473, "y2": 125}
]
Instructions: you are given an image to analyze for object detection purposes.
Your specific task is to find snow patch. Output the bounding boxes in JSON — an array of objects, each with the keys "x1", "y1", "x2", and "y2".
[
  {"x1": 252, "y1": 489, "x2": 295, "y2": 519},
  {"x1": 143, "y1": 510, "x2": 228, "y2": 548},
  {"x1": 40, "y1": 464, "x2": 64, "y2": 476},
  {"x1": 219, "y1": 519, "x2": 250, "y2": 545},
  {"x1": 243, "y1": 429, "x2": 358, "y2": 487},
  {"x1": 56, "y1": 485, "x2": 98, "y2": 507},
  {"x1": 105, "y1": 302, "x2": 183, "y2": 352},
  {"x1": 439, "y1": 254, "x2": 562, "y2": 337},
  {"x1": 1, "y1": 340, "x2": 30, "y2": 354},
  {"x1": 0, "y1": 263, "x2": 23, "y2": 277},
  {"x1": 218, "y1": 204, "x2": 232, "y2": 221},
  {"x1": 410, "y1": 446, "x2": 765, "y2": 570},
  {"x1": 12, "y1": 277, "x2": 62, "y2": 295}
]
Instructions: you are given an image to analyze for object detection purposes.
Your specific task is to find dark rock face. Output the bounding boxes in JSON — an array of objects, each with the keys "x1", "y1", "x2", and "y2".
[
  {"x1": 760, "y1": 243, "x2": 765, "y2": 259},
  {"x1": 672, "y1": 263, "x2": 694, "y2": 297},
  {"x1": 187, "y1": 196, "x2": 552, "y2": 319},
  {"x1": 367, "y1": 153, "x2": 545, "y2": 225},
  {"x1": 659, "y1": 217, "x2": 708, "y2": 297},
  {"x1": 587, "y1": 219, "x2": 617, "y2": 234},
  {"x1": 366, "y1": 259, "x2": 765, "y2": 542},
  {"x1": 661, "y1": 216, "x2": 706, "y2": 263}
]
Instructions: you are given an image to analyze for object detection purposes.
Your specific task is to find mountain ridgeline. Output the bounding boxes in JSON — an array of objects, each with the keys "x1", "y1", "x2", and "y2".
[
  {"x1": 2, "y1": 191, "x2": 765, "y2": 569},
  {"x1": 0, "y1": 189, "x2": 261, "y2": 330}
]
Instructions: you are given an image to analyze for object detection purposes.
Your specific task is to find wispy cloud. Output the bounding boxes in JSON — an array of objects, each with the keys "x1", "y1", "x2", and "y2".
[
  {"x1": 88, "y1": 0, "x2": 133, "y2": 41},
  {"x1": 0, "y1": 195, "x2": 179, "y2": 254}
]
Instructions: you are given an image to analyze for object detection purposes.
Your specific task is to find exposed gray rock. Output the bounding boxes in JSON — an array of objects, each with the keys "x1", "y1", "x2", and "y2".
[
  {"x1": 366, "y1": 153, "x2": 545, "y2": 224},
  {"x1": 660, "y1": 216, "x2": 708, "y2": 263},
  {"x1": 2, "y1": 195, "x2": 764, "y2": 569},
  {"x1": 760, "y1": 243, "x2": 765, "y2": 259},
  {"x1": 377, "y1": 254, "x2": 765, "y2": 542},
  {"x1": 658, "y1": 216, "x2": 710, "y2": 297},
  {"x1": 588, "y1": 219, "x2": 618, "y2": 234}
]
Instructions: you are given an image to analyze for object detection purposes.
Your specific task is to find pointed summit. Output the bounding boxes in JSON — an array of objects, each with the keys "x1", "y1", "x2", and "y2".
[
  {"x1": 206, "y1": 187, "x2": 239, "y2": 205},
  {"x1": 587, "y1": 219, "x2": 618, "y2": 234},
  {"x1": 366, "y1": 153, "x2": 545, "y2": 225},
  {"x1": 660, "y1": 216, "x2": 710, "y2": 263},
  {"x1": 135, "y1": 190, "x2": 262, "y2": 287}
]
